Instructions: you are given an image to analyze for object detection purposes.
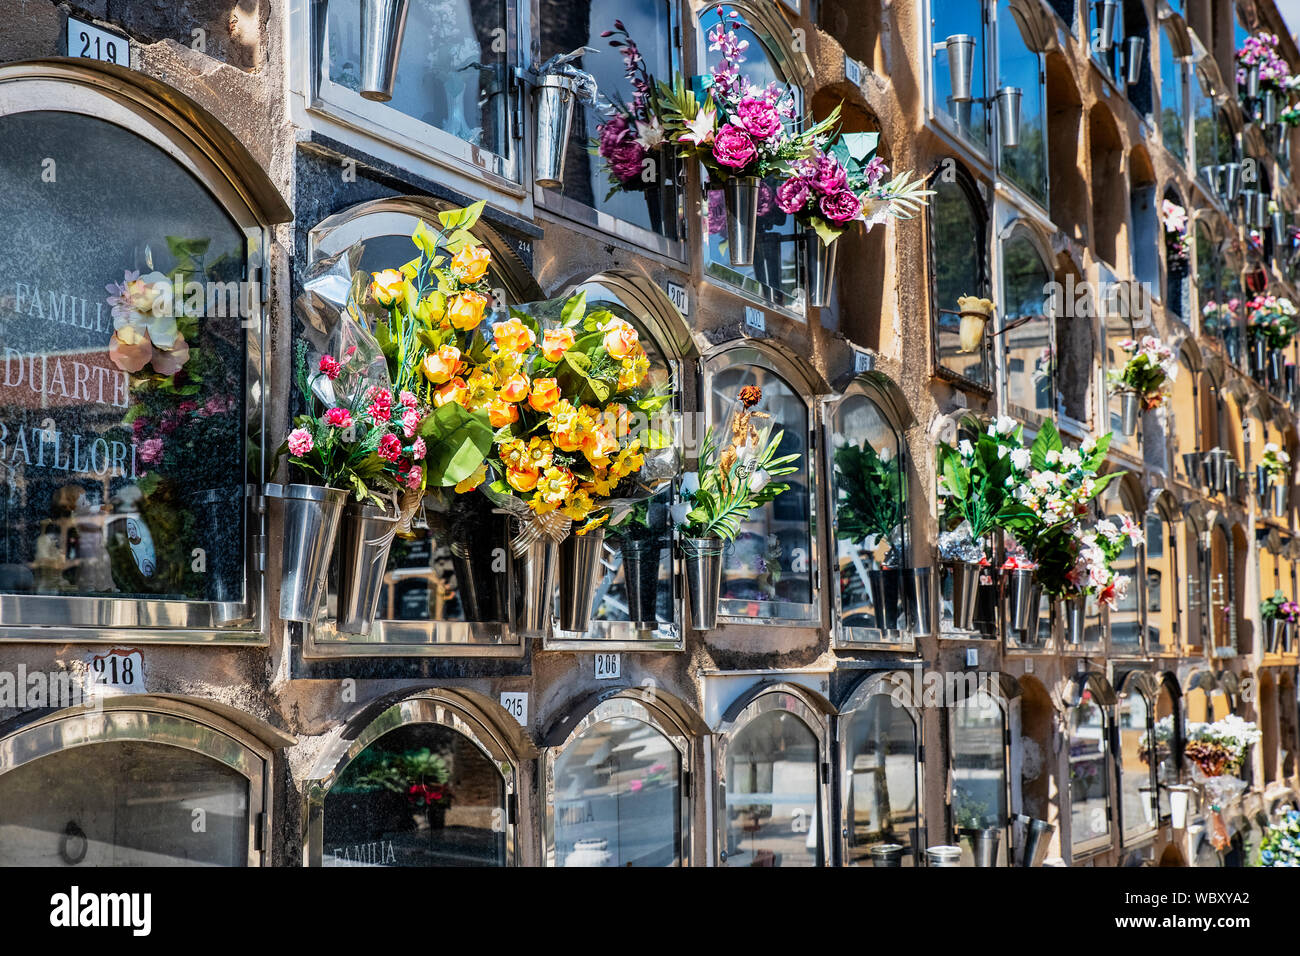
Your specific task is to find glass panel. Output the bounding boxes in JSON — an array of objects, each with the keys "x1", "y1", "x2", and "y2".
[
  {"x1": 1191, "y1": 70, "x2": 1215, "y2": 169},
  {"x1": 0, "y1": 112, "x2": 247, "y2": 603},
  {"x1": 1159, "y1": 30, "x2": 1185, "y2": 162},
  {"x1": 1068, "y1": 692, "x2": 1110, "y2": 850},
  {"x1": 724, "y1": 709, "x2": 820, "y2": 866},
  {"x1": 1089, "y1": 0, "x2": 1123, "y2": 84},
  {"x1": 325, "y1": 0, "x2": 511, "y2": 158},
  {"x1": 997, "y1": 1, "x2": 1047, "y2": 206},
  {"x1": 709, "y1": 364, "x2": 812, "y2": 615},
  {"x1": 1154, "y1": 685, "x2": 1177, "y2": 817},
  {"x1": 323, "y1": 723, "x2": 506, "y2": 866},
  {"x1": 540, "y1": 0, "x2": 680, "y2": 237},
  {"x1": 830, "y1": 394, "x2": 906, "y2": 637},
  {"x1": 1002, "y1": 234, "x2": 1053, "y2": 418},
  {"x1": 844, "y1": 695, "x2": 919, "y2": 864},
  {"x1": 1118, "y1": 690, "x2": 1155, "y2": 839},
  {"x1": 0, "y1": 741, "x2": 248, "y2": 865},
  {"x1": 1182, "y1": 523, "x2": 1203, "y2": 649},
  {"x1": 700, "y1": 8, "x2": 801, "y2": 306},
  {"x1": 931, "y1": 2, "x2": 989, "y2": 148},
  {"x1": 1144, "y1": 513, "x2": 1174, "y2": 653},
  {"x1": 553, "y1": 716, "x2": 681, "y2": 866},
  {"x1": 952, "y1": 692, "x2": 1007, "y2": 865},
  {"x1": 1210, "y1": 527, "x2": 1230, "y2": 650},
  {"x1": 932, "y1": 177, "x2": 990, "y2": 386},
  {"x1": 1102, "y1": 487, "x2": 1141, "y2": 650}
]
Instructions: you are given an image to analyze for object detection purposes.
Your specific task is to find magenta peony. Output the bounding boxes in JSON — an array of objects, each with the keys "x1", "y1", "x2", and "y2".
[
  {"x1": 712, "y1": 124, "x2": 757, "y2": 170},
  {"x1": 776, "y1": 177, "x2": 813, "y2": 214},
  {"x1": 819, "y1": 188, "x2": 863, "y2": 225},
  {"x1": 735, "y1": 96, "x2": 782, "y2": 140}
]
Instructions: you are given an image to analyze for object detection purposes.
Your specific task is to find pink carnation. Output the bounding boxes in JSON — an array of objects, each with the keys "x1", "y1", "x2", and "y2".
[
  {"x1": 368, "y1": 389, "x2": 393, "y2": 423},
  {"x1": 402, "y1": 408, "x2": 420, "y2": 438},
  {"x1": 399, "y1": 390, "x2": 418, "y2": 411},
  {"x1": 324, "y1": 407, "x2": 353, "y2": 428},
  {"x1": 287, "y1": 428, "x2": 314, "y2": 457},
  {"x1": 318, "y1": 355, "x2": 341, "y2": 379},
  {"x1": 378, "y1": 433, "x2": 402, "y2": 462},
  {"x1": 139, "y1": 437, "x2": 164, "y2": 465},
  {"x1": 404, "y1": 464, "x2": 423, "y2": 490},
  {"x1": 412, "y1": 437, "x2": 427, "y2": 459}
]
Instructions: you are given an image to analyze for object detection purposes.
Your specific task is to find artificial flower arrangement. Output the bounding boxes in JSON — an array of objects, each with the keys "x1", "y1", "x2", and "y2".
[
  {"x1": 281, "y1": 203, "x2": 498, "y2": 515},
  {"x1": 773, "y1": 134, "x2": 933, "y2": 246},
  {"x1": 1161, "y1": 199, "x2": 1190, "y2": 267},
  {"x1": 1261, "y1": 442, "x2": 1291, "y2": 485},
  {"x1": 1246, "y1": 293, "x2": 1299, "y2": 349},
  {"x1": 935, "y1": 415, "x2": 1023, "y2": 564},
  {"x1": 955, "y1": 294, "x2": 995, "y2": 353},
  {"x1": 998, "y1": 420, "x2": 1132, "y2": 608},
  {"x1": 832, "y1": 434, "x2": 905, "y2": 565},
  {"x1": 1237, "y1": 33, "x2": 1291, "y2": 92},
  {"x1": 593, "y1": 20, "x2": 668, "y2": 198},
  {"x1": 654, "y1": 8, "x2": 839, "y2": 185},
  {"x1": 1201, "y1": 297, "x2": 1240, "y2": 337},
  {"x1": 1183, "y1": 715, "x2": 1261, "y2": 779},
  {"x1": 1282, "y1": 103, "x2": 1300, "y2": 127},
  {"x1": 1260, "y1": 809, "x2": 1300, "y2": 866},
  {"x1": 1106, "y1": 336, "x2": 1178, "y2": 411},
  {"x1": 1260, "y1": 590, "x2": 1299, "y2": 626}
]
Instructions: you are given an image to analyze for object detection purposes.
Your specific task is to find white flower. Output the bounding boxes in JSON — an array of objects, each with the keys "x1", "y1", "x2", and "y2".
[
  {"x1": 1081, "y1": 436, "x2": 1097, "y2": 455},
  {"x1": 1045, "y1": 449, "x2": 1061, "y2": 465},
  {"x1": 993, "y1": 415, "x2": 1017, "y2": 435},
  {"x1": 1010, "y1": 448, "x2": 1032, "y2": 471},
  {"x1": 635, "y1": 117, "x2": 665, "y2": 149},
  {"x1": 1060, "y1": 448, "x2": 1082, "y2": 468},
  {"x1": 1095, "y1": 519, "x2": 1120, "y2": 541},
  {"x1": 998, "y1": 444, "x2": 1009, "y2": 459},
  {"x1": 959, "y1": 439, "x2": 974, "y2": 458}
]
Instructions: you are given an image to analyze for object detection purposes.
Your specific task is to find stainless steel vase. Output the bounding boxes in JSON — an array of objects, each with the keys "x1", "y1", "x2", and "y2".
[
  {"x1": 723, "y1": 177, "x2": 760, "y2": 267},
  {"x1": 274, "y1": 483, "x2": 348, "y2": 623},
  {"x1": 946, "y1": 560, "x2": 981, "y2": 631},
  {"x1": 868, "y1": 566, "x2": 905, "y2": 631},
  {"x1": 511, "y1": 521, "x2": 558, "y2": 637},
  {"x1": 620, "y1": 537, "x2": 664, "y2": 629},
  {"x1": 945, "y1": 34, "x2": 976, "y2": 102},
  {"x1": 1003, "y1": 568, "x2": 1043, "y2": 633},
  {"x1": 557, "y1": 528, "x2": 608, "y2": 633},
  {"x1": 1015, "y1": 814, "x2": 1055, "y2": 867},
  {"x1": 359, "y1": 0, "x2": 411, "y2": 102},
  {"x1": 803, "y1": 231, "x2": 839, "y2": 308},
  {"x1": 336, "y1": 501, "x2": 400, "y2": 634},
  {"x1": 926, "y1": 845, "x2": 962, "y2": 868},
  {"x1": 906, "y1": 567, "x2": 935, "y2": 636},
  {"x1": 1062, "y1": 595, "x2": 1086, "y2": 645},
  {"x1": 534, "y1": 74, "x2": 581, "y2": 188},
  {"x1": 1119, "y1": 390, "x2": 1140, "y2": 436},
  {"x1": 870, "y1": 843, "x2": 905, "y2": 867},
  {"x1": 1273, "y1": 483, "x2": 1289, "y2": 518},
  {"x1": 682, "y1": 537, "x2": 726, "y2": 630},
  {"x1": 959, "y1": 826, "x2": 1001, "y2": 868},
  {"x1": 1268, "y1": 616, "x2": 1286, "y2": 654}
]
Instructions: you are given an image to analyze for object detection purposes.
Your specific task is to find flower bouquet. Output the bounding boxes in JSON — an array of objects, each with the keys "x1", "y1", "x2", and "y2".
[
  {"x1": 774, "y1": 135, "x2": 931, "y2": 306},
  {"x1": 998, "y1": 420, "x2": 1124, "y2": 634},
  {"x1": 1183, "y1": 714, "x2": 1260, "y2": 847},
  {"x1": 1237, "y1": 32, "x2": 1291, "y2": 118},
  {"x1": 1260, "y1": 809, "x2": 1300, "y2": 866},
  {"x1": 1246, "y1": 295, "x2": 1298, "y2": 376},
  {"x1": 676, "y1": 385, "x2": 800, "y2": 629},
  {"x1": 1201, "y1": 298, "x2": 1239, "y2": 338},
  {"x1": 1106, "y1": 335, "x2": 1177, "y2": 436},
  {"x1": 654, "y1": 6, "x2": 839, "y2": 265},
  {"x1": 1260, "y1": 589, "x2": 1299, "y2": 652},
  {"x1": 833, "y1": 434, "x2": 907, "y2": 630},
  {"x1": 462, "y1": 290, "x2": 676, "y2": 634},
  {"x1": 1162, "y1": 199, "x2": 1190, "y2": 272},
  {"x1": 935, "y1": 415, "x2": 1021, "y2": 629}
]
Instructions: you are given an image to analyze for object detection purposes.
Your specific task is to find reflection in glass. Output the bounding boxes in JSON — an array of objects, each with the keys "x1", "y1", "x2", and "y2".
[
  {"x1": 540, "y1": 0, "x2": 680, "y2": 237},
  {"x1": 700, "y1": 8, "x2": 801, "y2": 305},
  {"x1": 0, "y1": 741, "x2": 248, "y2": 865},
  {"x1": 709, "y1": 365, "x2": 812, "y2": 616},
  {"x1": 831, "y1": 394, "x2": 907, "y2": 637},
  {"x1": 1103, "y1": 486, "x2": 1141, "y2": 649},
  {"x1": 1159, "y1": 29, "x2": 1185, "y2": 162},
  {"x1": 997, "y1": 1, "x2": 1047, "y2": 206},
  {"x1": 0, "y1": 112, "x2": 247, "y2": 603},
  {"x1": 1144, "y1": 513, "x2": 1174, "y2": 653},
  {"x1": 1154, "y1": 684, "x2": 1178, "y2": 818},
  {"x1": 325, "y1": 0, "x2": 510, "y2": 158},
  {"x1": 323, "y1": 723, "x2": 506, "y2": 866},
  {"x1": 1001, "y1": 234, "x2": 1052, "y2": 418},
  {"x1": 1069, "y1": 691, "x2": 1111, "y2": 850},
  {"x1": 725, "y1": 710, "x2": 820, "y2": 866},
  {"x1": 844, "y1": 696, "x2": 919, "y2": 864},
  {"x1": 952, "y1": 692, "x2": 1007, "y2": 865},
  {"x1": 553, "y1": 716, "x2": 680, "y2": 866},
  {"x1": 931, "y1": 174, "x2": 990, "y2": 386},
  {"x1": 1119, "y1": 690, "x2": 1156, "y2": 838},
  {"x1": 931, "y1": 2, "x2": 989, "y2": 147}
]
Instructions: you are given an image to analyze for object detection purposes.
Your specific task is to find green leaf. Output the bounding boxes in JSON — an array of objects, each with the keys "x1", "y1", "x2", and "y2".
[
  {"x1": 420, "y1": 402, "x2": 493, "y2": 486},
  {"x1": 643, "y1": 428, "x2": 672, "y2": 450},
  {"x1": 556, "y1": 351, "x2": 610, "y2": 405},
  {"x1": 561, "y1": 291, "x2": 588, "y2": 329},
  {"x1": 412, "y1": 219, "x2": 441, "y2": 258}
]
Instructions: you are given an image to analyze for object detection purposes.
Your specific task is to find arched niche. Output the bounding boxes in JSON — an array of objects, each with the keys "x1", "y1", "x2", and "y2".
[
  {"x1": 948, "y1": 672, "x2": 1020, "y2": 865},
  {"x1": 0, "y1": 697, "x2": 275, "y2": 866},
  {"x1": 0, "y1": 58, "x2": 290, "y2": 639},
  {"x1": 1144, "y1": 490, "x2": 1183, "y2": 655},
  {"x1": 1053, "y1": 671, "x2": 1116, "y2": 858},
  {"x1": 542, "y1": 689, "x2": 702, "y2": 867},
  {"x1": 929, "y1": 159, "x2": 993, "y2": 391},
  {"x1": 713, "y1": 681, "x2": 833, "y2": 867},
  {"x1": 1130, "y1": 145, "x2": 1160, "y2": 292},
  {"x1": 1046, "y1": 51, "x2": 1088, "y2": 243},
  {"x1": 1101, "y1": 472, "x2": 1147, "y2": 654},
  {"x1": 1115, "y1": 670, "x2": 1160, "y2": 845},
  {"x1": 1000, "y1": 223, "x2": 1056, "y2": 423},
  {"x1": 303, "y1": 689, "x2": 528, "y2": 867},
  {"x1": 1154, "y1": 672, "x2": 1183, "y2": 820},
  {"x1": 1089, "y1": 104, "x2": 1126, "y2": 268},
  {"x1": 699, "y1": 340, "x2": 825, "y2": 626},
  {"x1": 823, "y1": 373, "x2": 916, "y2": 647},
  {"x1": 836, "y1": 671, "x2": 924, "y2": 866},
  {"x1": 1016, "y1": 674, "x2": 1057, "y2": 826}
]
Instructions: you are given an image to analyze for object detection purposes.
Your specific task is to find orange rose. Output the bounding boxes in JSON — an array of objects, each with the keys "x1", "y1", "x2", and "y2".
[
  {"x1": 370, "y1": 269, "x2": 408, "y2": 307},
  {"x1": 434, "y1": 376, "x2": 468, "y2": 408},
  {"x1": 602, "y1": 317, "x2": 640, "y2": 359},
  {"x1": 493, "y1": 316, "x2": 536, "y2": 353},
  {"x1": 421, "y1": 345, "x2": 461, "y2": 384},
  {"x1": 528, "y1": 377, "x2": 560, "y2": 412},
  {"x1": 499, "y1": 373, "x2": 530, "y2": 403},
  {"x1": 506, "y1": 466, "x2": 539, "y2": 492},
  {"x1": 489, "y1": 398, "x2": 520, "y2": 428},
  {"x1": 542, "y1": 327, "x2": 576, "y2": 362},
  {"x1": 450, "y1": 244, "x2": 491, "y2": 283},
  {"x1": 582, "y1": 427, "x2": 620, "y2": 468},
  {"x1": 447, "y1": 291, "x2": 488, "y2": 331}
]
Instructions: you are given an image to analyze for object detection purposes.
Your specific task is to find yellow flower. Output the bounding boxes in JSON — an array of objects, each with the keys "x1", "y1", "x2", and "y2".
[
  {"x1": 576, "y1": 512, "x2": 610, "y2": 536},
  {"x1": 507, "y1": 466, "x2": 540, "y2": 492},
  {"x1": 464, "y1": 369, "x2": 497, "y2": 410},
  {"x1": 582, "y1": 427, "x2": 620, "y2": 468},
  {"x1": 434, "y1": 376, "x2": 469, "y2": 408},
  {"x1": 498, "y1": 372, "x2": 530, "y2": 403},
  {"x1": 609, "y1": 439, "x2": 645, "y2": 481},
  {"x1": 561, "y1": 488, "x2": 597, "y2": 521},
  {"x1": 528, "y1": 377, "x2": 561, "y2": 413},
  {"x1": 548, "y1": 400, "x2": 588, "y2": 452},
  {"x1": 447, "y1": 291, "x2": 489, "y2": 331},
  {"x1": 493, "y1": 316, "x2": 536, "y2": 353},
  {"x1": 618, "y1": 350, "x2": 650, "y2": 391},
  {"x1": 542, "y1": 327, "x2": 576, "y2": 362},
  {"x1": 523, "y1": 437, "x2": 554, "y2": 471},
  {"x1": 455, "y1": 462, "x2": 488, "y2": 493},
  {"x1": 488, "y1": 398, "x2": 519, "y2": 428},
  {"x1": 602, "y1": 317, "x2": 640, "y2": 359},
  {"x1": 370, "y1": 269, "x2": 407, "y2": 307},
  {"x1": 421, "y1": 345, "x2": 461, "y2": 384},
  {"x1": 532, "y1": 466, "x2": 575, "y2": 512},
  {"x1": 499, "y1": 438, "x2": 529, "y2": 469},
  {"x1": 451, "y1": 244, "x2": 492, "y2": 283},
  {"x1": 585, "y1": 472, "x2": 618, "y2": 498}
]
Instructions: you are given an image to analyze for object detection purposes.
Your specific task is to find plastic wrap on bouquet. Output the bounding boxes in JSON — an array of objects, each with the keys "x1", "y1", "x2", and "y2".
[{"x1": 294, "y1": 242, "x2": 370, "y2": 352}]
